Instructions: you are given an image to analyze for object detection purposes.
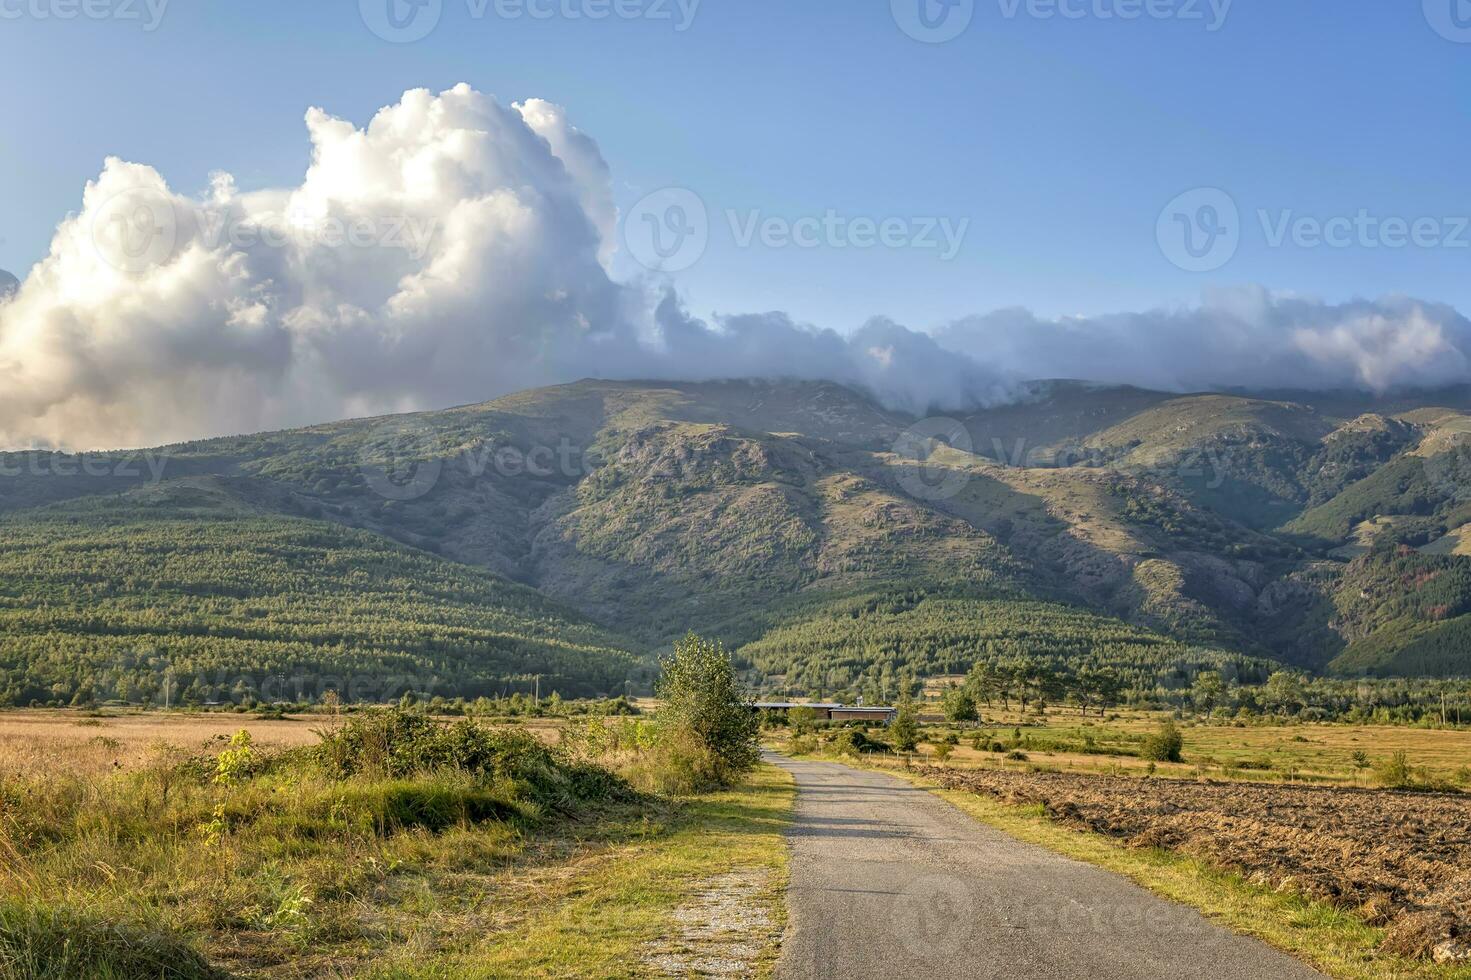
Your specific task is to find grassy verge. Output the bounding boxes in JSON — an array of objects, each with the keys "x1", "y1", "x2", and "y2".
[
  {"x1": 801, "y1": 752, "x2": 1470, "y2": 980},
  {"x1": 389, "y1": 763, "x2": 795, "y2": 978},
  {"x1": 1, "y1": 709, "x2": 795, "y2": 979}
]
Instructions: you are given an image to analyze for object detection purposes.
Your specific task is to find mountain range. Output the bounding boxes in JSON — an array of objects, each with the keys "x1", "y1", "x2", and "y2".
[{"x1": 5, "y1": 377, "x2": 1471, "y2": 706}]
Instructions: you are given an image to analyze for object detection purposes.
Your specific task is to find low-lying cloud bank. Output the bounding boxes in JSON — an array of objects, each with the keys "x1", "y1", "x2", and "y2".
[{"x1": 2, "y1": 84, "x2": 1469, "y2": 449}]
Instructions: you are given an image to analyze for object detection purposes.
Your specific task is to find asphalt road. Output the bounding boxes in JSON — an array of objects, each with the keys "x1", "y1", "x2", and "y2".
[{"x1": 770, "y1": 755, "x2": 1325, "y2": 980}]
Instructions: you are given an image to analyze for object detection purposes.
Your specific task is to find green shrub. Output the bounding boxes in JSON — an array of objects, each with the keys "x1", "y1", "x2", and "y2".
[
  {"x1": 1374, "y1": 750, "x2": 1416, "y2": 789},
  {"x1": 651, "y1": 633, "x2": 761, "y2": 792},
  {"x1": 941, "y1": 687, "x2": 978, "y2": 724},
  {"x1": 890, "y1": 696, "x2": 920, "y2": 752},
  {"x1": 788, "y1": 705, "x2": 820, "y2": 734},
  {"x1": 785, "y1": 734, "x2": 818, "y2": 755},
  {"x1": 0, "y1": 901, "x2": 224, "y2": 980},
  {"x1": 1140, "y1": 721, "x2": 1184, "y2": 763},
  {"x1": 312, "y1": 709, "x2": 630, "y2": 813},
  {"x1": 832, "y1": 729, "x2": 890, "y2": 757}
]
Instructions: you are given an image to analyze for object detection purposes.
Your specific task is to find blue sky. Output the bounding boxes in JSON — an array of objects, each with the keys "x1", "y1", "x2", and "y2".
[{"x1": 2, "y1": 0, "x2": 1469, "y2": 333}]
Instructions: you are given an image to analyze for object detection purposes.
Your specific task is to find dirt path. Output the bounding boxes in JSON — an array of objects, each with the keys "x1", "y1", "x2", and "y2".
[{"x1": 771, "y1": 755, "x2": 1325, "y2": 980}]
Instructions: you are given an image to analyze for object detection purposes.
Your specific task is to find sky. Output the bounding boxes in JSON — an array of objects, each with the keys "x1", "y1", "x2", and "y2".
[{"x1": 2, "y1": 0, "x2": 1471, "y2": 447}]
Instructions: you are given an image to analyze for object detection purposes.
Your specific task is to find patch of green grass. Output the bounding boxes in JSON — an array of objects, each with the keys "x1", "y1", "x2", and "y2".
[
  {"x1": 2, "y1": 703, "x2": 793, "y2": 980},
  {"x1": 365, "y1": 763, "x2": 796, "y2": 978},
  {"x1": 0, "y1": 901, "x2": 225, "y2": 980}
]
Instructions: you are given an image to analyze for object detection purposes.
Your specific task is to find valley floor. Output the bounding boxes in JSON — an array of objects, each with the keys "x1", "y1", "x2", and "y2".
[{"x1": 10, "y1": 706, "x2": 1471, "y2": 978}]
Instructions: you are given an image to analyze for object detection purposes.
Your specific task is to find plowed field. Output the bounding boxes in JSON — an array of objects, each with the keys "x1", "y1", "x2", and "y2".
[{"x1": 919, "y1": 766, "x2": 1471, "y2": 962}]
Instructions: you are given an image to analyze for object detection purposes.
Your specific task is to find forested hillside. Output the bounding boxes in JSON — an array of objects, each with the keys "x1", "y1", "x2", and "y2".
[
  {"x1": 737, "y1": 588, "x2": 1278, "y2": 702},
  {"x1": 6, "y1": 377, "x2": 1471, "y2": 702},
  {"x1": 0, "y1": 484, "x2": 641, "y2": 706}
]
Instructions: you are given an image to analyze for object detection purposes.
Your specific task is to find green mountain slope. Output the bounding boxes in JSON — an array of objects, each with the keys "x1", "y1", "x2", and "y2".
[
  {"x1": 737, "y1": 588, "x2": 1279, "y2": 701},
  {"x1": 0, "y1": 481, "x2": 641, "y2": 706},
  {"x1": 9, "y1": 377, "x2": 1471, "y2": 689}
]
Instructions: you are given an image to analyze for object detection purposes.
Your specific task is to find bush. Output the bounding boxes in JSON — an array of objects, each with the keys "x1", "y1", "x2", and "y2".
[
  {"x1": 0, "y1": 900, "x2": 225, "y2": 980},
  {"x1": 832, "y1": 729, "x2": 890, "y2": 757},
  {"x1": 651, "y1": 633, "x2": 761, "y2": 792},
  {"x1": 312, "y1": 709, "x2": 630, "y2": 813},
  {"x1": 788, "y1": 705, "x2": 820, "y2": 734},
  {"x1": 785, "y1": 734, "x2": 818, "y2": 756},
  {"x1": 1140, "y1": 721, "x2": 1184, "y2": 763},
  {"x1": 1375, "y1": 751, "x2": 1416, "y2": 790},
  {"x1": 890, "y1": 696, "x2": 920, "y2": 752},
  {"x1": 941, "y1": 687, "x2": 978, "y2": 724}
]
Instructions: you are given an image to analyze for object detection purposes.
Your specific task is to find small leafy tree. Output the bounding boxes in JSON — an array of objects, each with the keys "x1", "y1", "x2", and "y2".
[
  {"x1": 941, "y1": 686, "x2": 979, "y2": 724},
  {"x1": 213, "y1": 730, "x2": 255, "y2": 785},
  {"x1": 1140, "y1": 720, "x2": 1184, "y2": 763},
  {"x1": 789, "y1": 704, "x2": 820, "y2": 734},
  {"x1": 654, "y1": 633, "x2": 760, "y2": 790},
  {"x1": 1263, "y1": 671, "x2": 1305, "y2": 715},
  {"x1": 890, "y1": 695, "x2": 920, "y2": 752},
  {"x1": 1190, "y1": 671, "x2": 1226, "y2": 715}
]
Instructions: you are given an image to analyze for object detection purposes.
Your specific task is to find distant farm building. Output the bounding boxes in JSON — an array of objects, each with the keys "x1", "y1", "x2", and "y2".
[{"x1": 753, "y1": 702, "x2": 897, "y2": 724}]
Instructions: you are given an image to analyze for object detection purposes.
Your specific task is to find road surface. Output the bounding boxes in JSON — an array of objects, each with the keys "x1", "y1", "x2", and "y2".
[{"x1": 771, "y1": 755, "x2": 1324, "y2": 980}]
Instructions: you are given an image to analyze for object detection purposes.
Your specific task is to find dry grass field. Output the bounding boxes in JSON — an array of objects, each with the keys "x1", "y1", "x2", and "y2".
[
  {"x1": 0, "y1": 709, "x2": 325, "y2": 779},
  {"x1": 0, "y1": 709, "x2": 572, "y2": 779},
  {"x1": 0, "y1": 706, "x2": 791, "y2": 978},
  {"x1": 913, "y1": 703, "x2": 1471, "y2": 787}
]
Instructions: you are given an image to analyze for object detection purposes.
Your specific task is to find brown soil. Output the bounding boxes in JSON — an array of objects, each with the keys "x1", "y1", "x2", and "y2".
[{"x1": 918, "y1": 765, "x2": 1471, "y2": 961}]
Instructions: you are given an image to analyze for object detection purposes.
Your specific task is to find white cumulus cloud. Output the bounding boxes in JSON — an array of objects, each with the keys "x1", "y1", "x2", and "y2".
[{"x1": 4, "y1": 84, "x2": 1471, "y2": 450}]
